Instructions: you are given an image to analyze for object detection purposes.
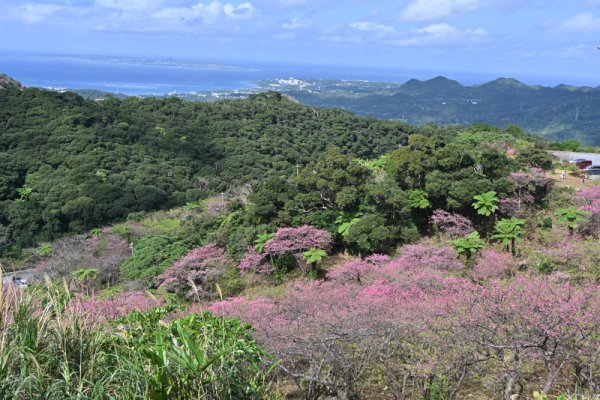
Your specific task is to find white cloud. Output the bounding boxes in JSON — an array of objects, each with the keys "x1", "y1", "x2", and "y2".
[
  {"x1": 559, "y1": 12, "x2": 600, "y2": 33},
  {"x1": 152, "y1": 1, "x2": 254, "y2": 24},
  {"x1": 11, "y1": 3, "x2": 64, "y2": 23},
  {"x1": 400, "y1": 0, "x2": 486, "y2": 21},
  {"x1": 560, "y1": 44, "x2": 593, "y2": 58},
  {"x1": 276, "y1": 0, "x2": 311, "y2": 9},
  {"x1": 394, "y1": 23, "x2": 487, "y2": 46},
  {"x1": 349, "y1": 21, "x2": 395, "y2": 34},
  {"x1": 282, "y1": 17, "x2": 311, "y2": 29},
  {"x1": 96, "y1": 0, "x2": 153, "y2": 10},
  {"x1": 520, "y1": 44, "x2": 597, "y2": 60},
  {"x1": 223, "y1": 2, "x2": 254, "y2": 18}
]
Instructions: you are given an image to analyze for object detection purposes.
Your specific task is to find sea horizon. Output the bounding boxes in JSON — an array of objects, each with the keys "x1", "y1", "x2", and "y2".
[{"x1": 2, "y1": 50, "x2": 598, "y2": 96}]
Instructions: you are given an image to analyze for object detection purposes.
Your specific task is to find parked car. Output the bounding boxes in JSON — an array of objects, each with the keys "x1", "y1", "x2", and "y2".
[
  {"x1": 576, "y1": 160, "x2": 592, "y2": 169},
  {"x1": 583, "y1": 165, "x2": 600, "y2": 175},
  {"x1": 12, "y1": 276, "x2": 28, "y2": 289},
  {"x1": 569, "y1": 158, "x2": 587, "y2": 164}
]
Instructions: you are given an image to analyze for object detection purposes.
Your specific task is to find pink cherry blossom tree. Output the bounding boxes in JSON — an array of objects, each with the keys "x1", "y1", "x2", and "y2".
[
  {"x1": 156, "y1": 243, "x2": 231, "y2": 300},
  {"x1": 239, "y1": 225, "x2": 333, "y2": 275},
  {"x1": 430, "y1": 209, "x2": 474, "y2": 238},
  {"x1": 435, "y1": 277, "x2": 600, "y2": 398},
  {"x1": 385, "y1": 244, "x2": 464, "y2": 272},
  {"x1": 69, "y1": 291, "x2": 165, "y2": 321},
  {"x1": 471, "y1": 249, "x2": 514, "y2": 280}
]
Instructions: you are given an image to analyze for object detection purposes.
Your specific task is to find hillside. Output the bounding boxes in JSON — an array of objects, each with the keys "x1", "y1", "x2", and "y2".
[
  {"x1": 0, "y1": 85, "x2": 425, "y2": 253},
  {"x1": 0, "y1": 74, "x2": 22, "y2": 90},
  {"x1": 1, "y1": 75, "x2": 599, "y2": 399},
  {"x1": 280, "y1": 76, "x2": 600, "y2": 145},
  {"x1": 7, "y1": 121, "x2": 599, "y2": 399}
]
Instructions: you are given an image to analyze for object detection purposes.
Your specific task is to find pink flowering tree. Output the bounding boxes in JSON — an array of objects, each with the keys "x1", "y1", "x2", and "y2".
[
  {"x1": 209, "y1": 253, "x2": 600, "y2": 399},
  {"x1": 238, "y1": 246, "x2": 272, "y2": 274},
  {"x1": 385, "y1": 244, "x2": 464, "y2": 272},
  {"x1": 34, "y1": 230, "x2": 129, "y2": 289},
  {"x1": 578, "y1": 186, "x2": 600, "y2": 214},
  {"x1": 499, "y1": 197, "x2": 520, "y2": 217},
  {"x1": 69, "y1": 291, "x2": 165, "y2": 321},
  {"x1": 471, "y1": 249, "x2": 514, "y2": 280},
  {"x1": 509, "y1": 167, "x2": 551, "y2": 210},
  {"x1": 436, "y1": 277, "x2": 600, "y2": 398},
  {"x1": 156, "y1": 244, "x2": 231, "y2": 300},
  {"x1": 578, "y1": 187, "x2": 600, "y2": 237},
  {"x1": 239, "y1": 225, "x2": 332, "y2": 275},
  {"x1": 210, "y1": 262, "x2": 473, "y2": 400},
  {"x1": 430, "y1": 209, "x2": 474, "y2": 238},
  {"x1": 264, "y1": 225, "x2": 332, "y2": 256},
  {"x1": 327, "y1": 254, "x2": 390, "y2": 284}
]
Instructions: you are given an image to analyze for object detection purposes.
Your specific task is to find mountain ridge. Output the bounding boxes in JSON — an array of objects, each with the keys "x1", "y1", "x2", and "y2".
[{"x1": 283, "y1": 75, "x2": 600, "y2": 145}]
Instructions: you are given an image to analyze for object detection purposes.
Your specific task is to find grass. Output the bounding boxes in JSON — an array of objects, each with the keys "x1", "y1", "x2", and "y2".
[{"x1": 0, "y1": 276, "x2": 275, "y2": 400}]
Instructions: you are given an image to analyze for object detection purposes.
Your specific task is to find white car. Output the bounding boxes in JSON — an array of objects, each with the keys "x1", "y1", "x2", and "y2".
[
  {"x1": 12, "y1": 277, "x2": 28, "y2": 289},
  {"x1": 583, "y1": 165, "x2": 600, "y2": 175}
]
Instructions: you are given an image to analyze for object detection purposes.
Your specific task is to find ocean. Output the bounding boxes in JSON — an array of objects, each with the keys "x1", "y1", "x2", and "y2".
[{"x1": 1, "y1": 51, "x2": 505, "y2": 96}]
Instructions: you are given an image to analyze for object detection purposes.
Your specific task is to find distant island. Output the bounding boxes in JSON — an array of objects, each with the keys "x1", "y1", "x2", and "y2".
[{"x1": 56, "y1": 54, "x2": 260, "y2": 71}]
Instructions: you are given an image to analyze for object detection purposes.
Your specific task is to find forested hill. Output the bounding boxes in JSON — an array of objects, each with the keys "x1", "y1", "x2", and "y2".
[
  {"x1": 0, "y1": 86, "x2": 428, "y2": 252},
  {"x1": 285, "y1": 76, "x2": 600, "y2": 145}
]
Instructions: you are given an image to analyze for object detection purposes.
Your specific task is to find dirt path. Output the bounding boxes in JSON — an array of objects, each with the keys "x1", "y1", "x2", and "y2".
[{"x1": 549, "y1": 169, "x2": 599, "y2": 189}]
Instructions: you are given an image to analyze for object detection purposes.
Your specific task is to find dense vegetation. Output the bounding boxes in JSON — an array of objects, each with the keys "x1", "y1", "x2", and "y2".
[
  {"x1": 1, "y1": 83, "x2": 599, "y2": 399},
  {"x1": 0, "y1": 85, "x2": 422, "y2": 254}
]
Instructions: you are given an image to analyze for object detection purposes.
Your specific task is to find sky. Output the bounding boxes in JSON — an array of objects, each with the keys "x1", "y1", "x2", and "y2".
[{"x1": 1, "y1": 0, "x2": 600, "y2": 84}]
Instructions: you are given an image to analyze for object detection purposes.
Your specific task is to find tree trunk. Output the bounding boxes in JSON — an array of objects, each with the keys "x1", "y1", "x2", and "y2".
[
  {"x1": 449, "y1": 365, "x2": 468, "y2": 399},
  {"x1": 502, "y1": 352, "x2": 522, "y2": 400}
]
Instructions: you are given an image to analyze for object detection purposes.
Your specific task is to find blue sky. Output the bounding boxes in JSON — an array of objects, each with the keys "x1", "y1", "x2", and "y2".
[{"x1": 1, "y1": 0, "x2": 600, "y2": 84}]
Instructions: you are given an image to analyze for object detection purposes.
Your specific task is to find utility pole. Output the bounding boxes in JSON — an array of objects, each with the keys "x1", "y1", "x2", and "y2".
[
  {"x1": 295, "y1": 164, "x2": 301, "y2": 176},
  {"x1": 221, "y1": 192, "x2": 225, "y2": 206},
  {"x1": 575, "y1": 107, "x2": 579, "y2": 121}
]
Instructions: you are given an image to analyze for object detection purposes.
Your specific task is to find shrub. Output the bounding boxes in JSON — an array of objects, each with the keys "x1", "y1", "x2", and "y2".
[
  {"x1": 116, "y1": 310, "x2": 274, "y2": 400},
  {"x1": 120, "y1": 235, "x2": 191, "y2": 280}
]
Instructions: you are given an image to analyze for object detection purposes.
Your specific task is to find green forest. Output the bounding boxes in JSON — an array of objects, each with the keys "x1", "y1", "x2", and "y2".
[{"x1": 0, "y1": 86, "x2": 430, "y2": 254}]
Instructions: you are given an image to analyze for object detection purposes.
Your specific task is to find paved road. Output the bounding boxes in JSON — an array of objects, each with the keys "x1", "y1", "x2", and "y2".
[{"x1": 1, "y1": 268, "x2": 36, "y2": 285}]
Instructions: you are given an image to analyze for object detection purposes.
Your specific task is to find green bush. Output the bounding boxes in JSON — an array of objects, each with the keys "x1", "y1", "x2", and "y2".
[
  {"x1": 219, "y1": 265, "x2": 245, "y2": 297},
  {"x1": 120, "y1": 235, "x2": 191, "y2": 280},
  {"x1": 115, "y1": 310, "x2": 274, "y2": 400}
]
